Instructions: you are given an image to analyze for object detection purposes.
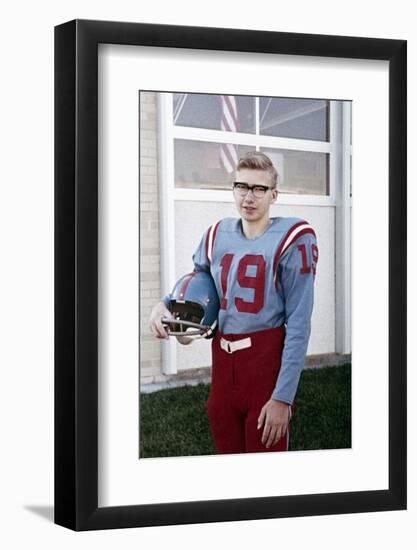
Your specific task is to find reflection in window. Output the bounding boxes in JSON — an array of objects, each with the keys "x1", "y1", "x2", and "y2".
[
  {"x1": 174, "y1": 140, "x2": 253, "y2": 189},
  {"x1": 261, "y1": 148, "x2": 329, "y2": 195},
  {"x1": 171, "y1": 93, "x2": 331, "y2": 195},
  {"x1": 259, "y1": 98, "x2": 329, "y2": 141},
  {"x1": 173, "y1": 93, "x2": 255, "y2": 134}
]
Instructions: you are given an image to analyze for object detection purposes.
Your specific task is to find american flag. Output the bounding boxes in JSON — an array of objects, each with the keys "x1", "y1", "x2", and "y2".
[{"x1": 219, "y1": 95, "x2": 239, "y2": 173}]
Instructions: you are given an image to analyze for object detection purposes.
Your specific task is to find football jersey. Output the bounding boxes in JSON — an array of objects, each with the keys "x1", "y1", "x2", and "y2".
[{"x1": 166, "y1": 217, "x2": 318, "y2": 405}]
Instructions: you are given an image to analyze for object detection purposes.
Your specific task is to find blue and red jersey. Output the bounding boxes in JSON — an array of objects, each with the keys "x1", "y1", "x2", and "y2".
[{"x1": 166, "y1": 217, "x2": 318, "y2": 405}]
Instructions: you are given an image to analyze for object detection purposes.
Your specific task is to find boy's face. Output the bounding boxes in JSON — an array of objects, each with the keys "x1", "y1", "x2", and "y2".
[{"x1": 233, "y1": 169, "x2": 277, "y2": 224}]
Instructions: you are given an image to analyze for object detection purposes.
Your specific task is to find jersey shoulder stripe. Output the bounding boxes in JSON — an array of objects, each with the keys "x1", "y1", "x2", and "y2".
[
  {"x1": 273, "y1": 220, "x2": 316, "y2": 284},
  {"x1": 280, "y1": 222, "x2": 316, "y2": 257},
  {"x1": 205, "y1": 220, "x2": 221, "y2": 263}
]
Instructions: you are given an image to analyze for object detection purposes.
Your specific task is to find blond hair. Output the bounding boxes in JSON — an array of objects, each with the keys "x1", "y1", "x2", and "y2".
[{"x1": 236, "y1": 151, "x2": 278, "y2": 188}]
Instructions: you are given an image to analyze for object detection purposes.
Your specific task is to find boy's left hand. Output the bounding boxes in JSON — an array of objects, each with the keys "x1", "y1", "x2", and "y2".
[{"x1": 257, "y1": 399, "x2": 290, "y2": 448}]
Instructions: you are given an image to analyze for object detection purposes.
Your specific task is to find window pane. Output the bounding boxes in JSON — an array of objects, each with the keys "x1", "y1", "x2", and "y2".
[
  {"x1": 261, "y1": 148, "x2": 329, "y2": 195},
  {"x1": 173, "y1": 93, "x2": 255, "y2": 134},
  {"x1": 260, "y1": 98, "x2": 329, "y2": 141},
  {"x1": 174, "y1": 139, "x2": 253, "y2": 189}
]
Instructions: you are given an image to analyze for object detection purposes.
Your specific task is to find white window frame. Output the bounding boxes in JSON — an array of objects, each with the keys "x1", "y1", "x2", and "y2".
[
  {"x1": 157, "y1": 92, "x2": 351, "y2": 374},
  {"x1": 335, "y1": 101, "x2": 352, "y2": 354},
  {"x1": 169, "y1": 94, "x2": 336, "y2": 206}
]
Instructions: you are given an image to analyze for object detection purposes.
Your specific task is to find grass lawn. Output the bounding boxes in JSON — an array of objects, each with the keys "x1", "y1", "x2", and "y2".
[{"x1": 139, "y1": 364, "x2": 351, "y2": 458}]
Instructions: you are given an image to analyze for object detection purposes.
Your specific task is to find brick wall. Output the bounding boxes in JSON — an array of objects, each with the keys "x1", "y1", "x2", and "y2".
[{"x1": 139, "y1": 91, "x2": 165, "y2": 385}]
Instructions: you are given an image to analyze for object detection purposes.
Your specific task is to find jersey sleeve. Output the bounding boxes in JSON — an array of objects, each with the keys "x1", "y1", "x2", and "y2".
[
  {"x1": 191, "y1": 227, "x2": 212, "y2": 273},
  {"x1": 271, "y1": 231, "x2": 318, "y2": 404}
]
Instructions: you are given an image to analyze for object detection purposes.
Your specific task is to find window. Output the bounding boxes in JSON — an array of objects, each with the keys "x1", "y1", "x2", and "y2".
[
  {"x1": 174, "y1": 140, "x2": 253, "y2": 190},
  {"x1": 173, "y1": 93, "x2": 255, "y2": 133},
  {"x1": 261, "y1": 148, "x2": 329, "y2": 195},
  {"x1": 259, "y1": 97, "x2": 329, "y2": 141},
  {"x1": 170, "y1": 92, "x2": 333, "y2": 196}
]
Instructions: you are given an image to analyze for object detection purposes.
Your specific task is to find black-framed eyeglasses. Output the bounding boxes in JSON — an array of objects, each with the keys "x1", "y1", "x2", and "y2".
[{"x1": 233, "y1": 182, "x2": 272, "y2": 198}]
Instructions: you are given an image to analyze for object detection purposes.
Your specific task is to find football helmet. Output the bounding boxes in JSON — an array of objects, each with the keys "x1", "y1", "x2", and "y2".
[{"x1": 162, "y1": 271, "x2": 220, "y2": 339}]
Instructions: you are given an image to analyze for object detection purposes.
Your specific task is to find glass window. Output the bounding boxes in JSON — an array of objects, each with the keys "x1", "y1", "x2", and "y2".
[
  {"x1": 174, "y1": 139, "x2": 253, "y2": 189},
  {"x1": 173, "y1": 93, "x2": 255, "y2": 134},
  {"x1": 171, "y1": 93, "x2": 331, "y2": 195},
  {"x1": 259, "y1": 97, "x2": 329, "y2": 141},
  {"x1": 261, "y1": 148, "x2": 329, "y2": 195}
]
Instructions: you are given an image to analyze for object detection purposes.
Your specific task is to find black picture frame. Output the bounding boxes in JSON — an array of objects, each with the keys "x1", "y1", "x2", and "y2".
[{"x1": 54, "y1": 19, "x2": 407, "y2": 531}]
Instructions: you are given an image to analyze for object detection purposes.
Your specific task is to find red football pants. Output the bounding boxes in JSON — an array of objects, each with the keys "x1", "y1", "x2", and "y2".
[{"x1": 206, "y1": 326, "x2": 293, "y2": 454}]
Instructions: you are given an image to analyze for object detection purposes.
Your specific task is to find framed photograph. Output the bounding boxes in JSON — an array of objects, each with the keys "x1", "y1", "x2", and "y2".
[
  {"x1": 55, "y1": 19, "x2": 406, "y2": 530},
  {"x1": 139, "y1": 90, "x2": 351, "y2": 460}
]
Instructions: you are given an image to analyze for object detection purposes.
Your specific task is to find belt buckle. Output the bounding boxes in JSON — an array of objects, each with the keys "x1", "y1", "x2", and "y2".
[{"x1": 221, "y1": 338, "x2": 233, "y2": 354}]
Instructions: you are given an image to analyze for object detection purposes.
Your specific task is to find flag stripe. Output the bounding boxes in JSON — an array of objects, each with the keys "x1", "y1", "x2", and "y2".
[
  {"x1": 222, "y1": 143, "x2": 238, "y2": 170},
  {"x1": 224, "y1": 94, "x2": 238, "y2": 119},
  {"x1": 220, "y1": 148, "x2": 234, "y2": 173},
  {"x1": 220, "y1": 95, "x2": 239, "y2": 173}
]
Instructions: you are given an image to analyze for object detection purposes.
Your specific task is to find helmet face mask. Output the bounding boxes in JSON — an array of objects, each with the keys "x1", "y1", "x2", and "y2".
[
  {"x1": 162, "y1": 272, "x2": 220, "y2": 340},
  {"x1": 164, "y1": 301, "x2": 209, "y2": 337}
]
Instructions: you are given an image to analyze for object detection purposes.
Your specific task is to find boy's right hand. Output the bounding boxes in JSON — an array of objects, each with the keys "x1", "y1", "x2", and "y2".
[{"x1": 149, "y1": 301, "x2": 173, "y2": 339}]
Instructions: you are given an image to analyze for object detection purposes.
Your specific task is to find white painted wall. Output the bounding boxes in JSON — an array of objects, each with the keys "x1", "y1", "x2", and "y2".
[{"x1": 1, "y1": 1, "x2": 416, "y2": 549}]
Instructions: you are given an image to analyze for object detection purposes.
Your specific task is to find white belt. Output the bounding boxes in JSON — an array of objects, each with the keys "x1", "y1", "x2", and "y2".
[{"x1": 220, "y1": 337, "x2": 252, "y2": 354}]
